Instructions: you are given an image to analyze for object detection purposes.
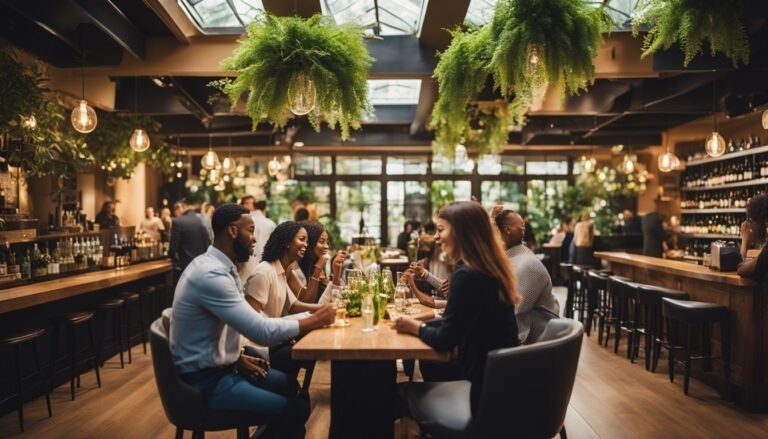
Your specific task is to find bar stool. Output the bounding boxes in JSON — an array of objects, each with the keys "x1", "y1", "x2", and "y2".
[
  {"x1": 138, "y1": 286, "x2": 159, "y2": 322},
  {"x1": 661, "y1": 298, "x2": 731, "y2": 396},
  {"x1": 49, "y1": 312, "x2": 101, "y2": 401},
  {"x1": 571, "y1": 265, "x2": 591, "y2": 322},
  {"x1": 118, "y1": 291, "x2": 146, "y2": 361},
  {"x1": 0, "y1": 328, "x2": 52, "y2": 432},
  {"x1": 636, "y1": 285, "x2": 689, "y2": 372},
  {"x1": 607, "y1": 276, "x2": 638, "y2": 357},
  {"x1": 586, "y1": 270, "x2": 610, "y2": 344},
  {"x1": 96, "y1": 298, "x2": 126, "y2": 369},
  {"x1": 559, "y1": 263, "x2": 575, "y2": 319}
]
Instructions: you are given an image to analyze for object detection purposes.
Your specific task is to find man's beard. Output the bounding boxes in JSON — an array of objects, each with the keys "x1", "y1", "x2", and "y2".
[{"x1": 233, "y1": 239, "x2": 252, "y2": 263}]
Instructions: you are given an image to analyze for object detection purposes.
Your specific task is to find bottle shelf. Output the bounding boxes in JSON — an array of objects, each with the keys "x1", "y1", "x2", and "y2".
[
  {"x1": 1, "y1": 231, "x2": 104, "y2": 245},
  {"x1": 680, "y1": 233, "x2": 740, "y2": 240},
  {"x1": 680, "y1": 209, "x2": 746, "y2": 214},
  {"x1": 680, "y1": 177, "x2": 768, "y2": 192},
  {"x1": 686, "y1": 144, "x2": 768, "y2": 167}
]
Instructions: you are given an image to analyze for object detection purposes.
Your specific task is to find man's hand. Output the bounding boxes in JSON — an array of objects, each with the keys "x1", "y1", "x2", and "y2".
[
  {"x1": 236, "y1": 354, "x2": 270, "y2": 382},
  {"x1": 312, "y1": 304, "x2": 335, "y2": 326}
]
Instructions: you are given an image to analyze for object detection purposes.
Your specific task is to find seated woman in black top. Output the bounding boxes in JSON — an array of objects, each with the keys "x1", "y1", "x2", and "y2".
[
  {"x1": 738, "y1": 194, "x2": 768, "y2": 281},
  {"x1": 394, "y1": 201, "x2": 520, "y2": 414}
]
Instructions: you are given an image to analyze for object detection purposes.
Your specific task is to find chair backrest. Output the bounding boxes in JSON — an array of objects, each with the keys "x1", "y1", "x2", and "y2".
[
  {"x1": 149, "y1": 318, "x2": 207, "y2": 429},
  {"x1": 470, "y1": 319, "x2": 585, "y2": 438}
]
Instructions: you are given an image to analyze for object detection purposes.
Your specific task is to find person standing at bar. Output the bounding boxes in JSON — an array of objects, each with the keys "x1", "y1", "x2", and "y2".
[
  {"x1": 169, "y1": 200, "x2": 211, "y2": 280},
  {"x1": 95, "y1": 201, "x2": 120, "y2": 230},
  {"x1": 170, "y1": 203, "x2": 334, "y2": 439},
  {"x1": 641, "y1": 210, "x2": 666, "y2": 258},
  {"x1": 139, "y1": 207, "x2": 165, "y2": 242},
  {"x1": 738, "y1": 194, "x2": 768, "y2": 280},
  {"x1": 572, "y1": 209, "x2": 595, "y2": 266},
  {"x1": 393, "y1": 201, "x2": 520, "y2": 414},
  {"x1": 494, "y1": 209, "x2": 560, "y2": 344}
]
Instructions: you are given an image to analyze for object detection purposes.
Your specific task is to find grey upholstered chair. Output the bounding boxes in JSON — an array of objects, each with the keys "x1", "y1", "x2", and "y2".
[
  {"x1": 149, "y1": 317, "x2": 269, "y2": 439},
  {"x1": 407, "y1": 319, "x2": 585, "y2": 439}
]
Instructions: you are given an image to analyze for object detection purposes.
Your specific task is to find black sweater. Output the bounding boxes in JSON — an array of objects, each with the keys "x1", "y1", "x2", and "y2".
[{"x1": 418, "y1": 263, "x2": 519, "y2": 413}]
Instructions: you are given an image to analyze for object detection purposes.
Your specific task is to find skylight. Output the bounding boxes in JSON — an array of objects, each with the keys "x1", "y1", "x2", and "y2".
[
  {"x1": 464, "y1": 0, "x2": 637, "y2": 29},
  {"x1": 179, "y1": 0, "x2": 264, "y2": 33},
  {"x1": 321, "y1": 0, "x2": 428, "y2": 36},
  {"x1": 368, "y1": 79, "x2": 422, "y2": 106}
]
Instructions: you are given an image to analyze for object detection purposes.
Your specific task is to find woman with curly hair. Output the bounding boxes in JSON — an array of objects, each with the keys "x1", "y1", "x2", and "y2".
[
  {"x1": 291, "y1": 221, "x2": 347, "y2": 303},
  {"x1": 738, "y1": 194, "x2": 768, "y2": 280}
]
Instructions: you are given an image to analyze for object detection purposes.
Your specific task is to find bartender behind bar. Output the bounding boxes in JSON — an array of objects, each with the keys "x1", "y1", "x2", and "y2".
[{"x1": 738, "y1": 193, "x2": 768, "y2": 280}]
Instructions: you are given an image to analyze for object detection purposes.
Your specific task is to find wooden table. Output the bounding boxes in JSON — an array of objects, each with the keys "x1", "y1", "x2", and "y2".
[
  {"x1": 0, "y1": 259, "x2": 172, "y2": 314},
  {"x1": 595, "y1": 251, "x2": 768, "y2": 411},
  {"x1": 294, "y1": 315, "x2": 449, "y2": 439}
]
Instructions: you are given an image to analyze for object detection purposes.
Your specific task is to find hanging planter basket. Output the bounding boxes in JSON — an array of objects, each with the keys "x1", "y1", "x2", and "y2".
[{"x1": 214, "y1": 14, "x2": 374, "y2": 141}]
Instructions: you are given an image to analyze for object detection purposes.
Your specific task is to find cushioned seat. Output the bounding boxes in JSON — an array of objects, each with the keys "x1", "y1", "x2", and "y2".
[
  {"x1": 662, "y1": 298, "x2": 728, "y2": 323},
  {"x1": 0, "y1": 328, "x2": 46, "y2": 346},
  {"x1": 52, "y1": 311, "x2": 95, "y2": 325},
  {"x1": 0, "y1": 328, "x2": 51, "y2": 432},
  {"x1": 406, "y1": 319, "x2": 584, "y2": 439}
]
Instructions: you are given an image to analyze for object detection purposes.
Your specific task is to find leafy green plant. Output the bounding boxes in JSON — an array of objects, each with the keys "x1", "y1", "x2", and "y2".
[
  {"x1": 214, "y1": 14, "x2": 374, "y2": 140},
  {"x1": 429, "y1": 180, "x2": 457, "y2": 213},
  {"x1": 320, "y1": 214, "x2": 345, "y2": 250},
  {"x1": 632, "y1": 0, "x2": 750, "y2": 67},
  {"x1": 0, "y1": 44, "x2": 46, "y2": 139},
  {"x1": 489, "y1": 0, "x2": 612, "y2": 107}
]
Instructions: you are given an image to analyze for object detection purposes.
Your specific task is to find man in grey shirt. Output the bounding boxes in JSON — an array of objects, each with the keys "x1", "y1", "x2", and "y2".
[
  {"x1": 494, "y1": 208, "x2": 560, "y2": 344},
  {"x1": 170, "y1": 203, "x2": 334, "y2": 438}
]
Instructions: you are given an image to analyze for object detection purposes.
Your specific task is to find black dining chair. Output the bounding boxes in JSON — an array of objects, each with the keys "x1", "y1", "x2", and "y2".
[{"x1": 406, "y1": 319, "x2": 584, "y2": 439}]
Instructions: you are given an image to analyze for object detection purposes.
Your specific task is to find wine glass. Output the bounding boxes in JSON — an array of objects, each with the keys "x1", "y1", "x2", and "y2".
[{"x1": 346, "y1": 269, "x2": 362, "y2": 290}]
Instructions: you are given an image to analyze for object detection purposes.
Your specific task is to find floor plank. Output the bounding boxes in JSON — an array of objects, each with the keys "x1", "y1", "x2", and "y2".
[{"x1": 2, "y1": 287, "x2": 767, "y2": 438}]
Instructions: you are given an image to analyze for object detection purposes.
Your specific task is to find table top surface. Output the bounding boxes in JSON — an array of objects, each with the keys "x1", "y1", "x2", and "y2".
[
  {"x1": 292, "y1": 314, "x2": 450, "y2": 361},
  {"x1": 594, "y1": 251, "x2": 756, "y2": 287},
  {"x1": 0, "y1": 259, "x2": 172, "y2": 314}
]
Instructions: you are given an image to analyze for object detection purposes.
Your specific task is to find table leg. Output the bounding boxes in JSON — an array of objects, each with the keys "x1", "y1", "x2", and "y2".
[{"x1": 330, "y1": 360, "x2": 397, "y2": 439}]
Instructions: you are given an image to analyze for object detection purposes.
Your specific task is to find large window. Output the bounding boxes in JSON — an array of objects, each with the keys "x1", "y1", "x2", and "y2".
[
  {"x1": 430, "y1": 180, "x2": 471, "y2": 215},
  {"x1": 336, "y1": 156, "x2": 382, "y2": 175},
  {"x1": 336, "y1": 181, "x2": 382, "y2": 244},
  {"x1": 386, "y1": 156, "x2": 429, "y2": 175},
  {"x1": 480, "y1": 181, "x2": 523, "y2": 211},
  {"x1": 294, "y1": 156, "x2": 332, "y2": 175},
  {"x1": 387, "y1": 181, "x2": 428, "y2": 244}
]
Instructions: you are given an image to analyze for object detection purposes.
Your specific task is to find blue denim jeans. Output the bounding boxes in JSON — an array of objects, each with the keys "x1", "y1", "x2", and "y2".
[{"x1": 184, "y1": 365, "x2": 309, "y2": 439}]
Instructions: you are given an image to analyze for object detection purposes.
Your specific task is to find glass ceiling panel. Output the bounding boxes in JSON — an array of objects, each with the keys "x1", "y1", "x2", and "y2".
[
  {"x1": 321, "y1": 0, "x2": 427, "y2": 36},
  {"x1": 464, "y1": 0, "x2": 636, "y2": 29},
  {"x1": 179, "y1": 0, "x2": 264, "y2": 32},
  {"x1": 368, "y1": 79, "x2": 422, "y2": 106}
]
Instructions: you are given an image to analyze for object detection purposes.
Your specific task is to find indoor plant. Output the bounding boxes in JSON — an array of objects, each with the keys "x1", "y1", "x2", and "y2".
[
  {"x1": 632, "y1": 0, "x2": 750, "y2": 67},
  {"x1": 214, "y1": 14, "x2": 374, "y2": 140}
]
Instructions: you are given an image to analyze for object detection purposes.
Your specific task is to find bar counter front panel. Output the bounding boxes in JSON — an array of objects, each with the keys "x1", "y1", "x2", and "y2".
[
  {"x1": 0, "y1": 260, "x2": 172, "y2": 417},
  {"x1": 595, "y1": 252, "x2": 768, "y2": 412}
]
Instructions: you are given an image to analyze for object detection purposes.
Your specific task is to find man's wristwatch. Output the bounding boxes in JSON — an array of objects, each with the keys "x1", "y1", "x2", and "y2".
[{"x1": 419, "y1": 322, "x2": 427, "y2": 331}]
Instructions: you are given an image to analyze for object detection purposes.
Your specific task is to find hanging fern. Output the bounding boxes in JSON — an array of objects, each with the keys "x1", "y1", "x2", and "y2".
[
  {"x1": 489, "y1": 0, "x2": 612, "y2": 106},
  {"x1": 214, "y1": 14, "x2": 373, "y2": 141},
  {"x1": 632, "y1": 0, "x2": 750, "y2": 67}
]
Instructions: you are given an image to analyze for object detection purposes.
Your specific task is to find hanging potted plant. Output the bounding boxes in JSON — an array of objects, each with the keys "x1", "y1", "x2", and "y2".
[
  {"x1": 632, "y1": 0, "x2": 750, "y2": 67},
  {"x1": 488, "y1": 0, "x2": 612, "y2": 108},
  {"x1": 213, "y1": 14, "x2": 374, "y2": 141}
]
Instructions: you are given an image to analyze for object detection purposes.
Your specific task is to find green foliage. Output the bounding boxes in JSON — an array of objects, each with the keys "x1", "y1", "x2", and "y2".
[
  {"x1": 429, "y1": 180, "x2": 456, "y2": 213},
  {"x1": 320, "y1": 214, "x2": 345, "y2": 250},
  {"x1": 489, "y1": 0, "x2": 612, "y2": 106},
  {"x1": 214, "y1": 14, "x2": 374, "y2": 140},
  {"x1": 632, "y1": 0, "x2": 750, "y2": 67},
  {"x1": 0, "y1": 45, "x2": 46, "y2": 138},
  {"x1": 85, "y1": 111, "x2": 173, "y2": 180},
  {"x1": 430, "y1": 0, "x2": 610, "y2": 157}
]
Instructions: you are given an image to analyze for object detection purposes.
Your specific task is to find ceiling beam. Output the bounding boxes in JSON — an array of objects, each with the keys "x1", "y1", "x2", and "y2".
[
  {"x1": 262, "y1": 0, "x2": 321, "y2": 18},
  {"x1": 418, "y1": 0, "x2": 470, "y2": 50},
  {"x1": 73, "y1": 0, "x2": 146, "y2": 60}
]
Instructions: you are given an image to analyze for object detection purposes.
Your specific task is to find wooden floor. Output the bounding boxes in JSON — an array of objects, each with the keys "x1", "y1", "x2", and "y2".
[{"x1": 3, "y1": 288, "x2": 768, "y2": 438}]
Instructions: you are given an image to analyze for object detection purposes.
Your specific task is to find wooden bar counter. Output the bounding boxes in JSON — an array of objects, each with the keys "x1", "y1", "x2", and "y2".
[
  {"x1": 595, "y1": 251, "x2": 768, "y2": 411},
  {"x1": 0, "y1": 259, "x2": 172, "y2": 314}
]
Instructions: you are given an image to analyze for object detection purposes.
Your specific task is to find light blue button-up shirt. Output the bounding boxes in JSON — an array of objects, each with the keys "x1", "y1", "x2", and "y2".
[{"x1": 170, "y1": 246, "x2": 300, "y2": 374}]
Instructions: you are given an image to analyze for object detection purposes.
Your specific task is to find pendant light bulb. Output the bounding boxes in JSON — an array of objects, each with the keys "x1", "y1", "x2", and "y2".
[
  {"x1": 71, "y1": 100, "x2": 97, "y2": 133},
  {"x1": 221, "y1": 156, "x2": 236, "y2": 174},
  {"x1": 268, "y1": 156, "x2": 282, "y2": 177},
  {"x1": 705, "y1": 131, "x2": 726, "y2": 157},
  {"x1": 130, "y1": 128, "x2": 150, "y2": 152},
  {"x1": 621, "y1": 154, "x2": 636, "y2": 174},
  {"x1": 762, "y1": 109, "x2": 768, "y2": 130},
  {"x1": 201, "y1": 147, "x2": 220, "y2": 171},
  {"x1": 22, "y1": 114, "x2": 37, "y2": 129},
  {"x1": 207, "y1": 168, "x2": 221, "y2": 184},
  {"x1": 658, "y1": 150, "x2": 679, "y2": 173},
  {"x1": 289, "y1": 72, "x2": 317, "y2": 116},
  {"x1": 581, "y1": 155, "x2": 596, "y2": 173}
]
